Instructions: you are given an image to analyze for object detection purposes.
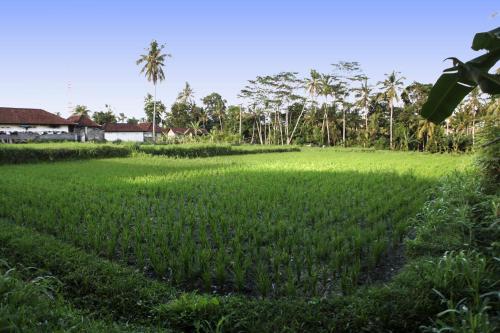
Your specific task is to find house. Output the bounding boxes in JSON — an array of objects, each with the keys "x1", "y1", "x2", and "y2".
[
  {"x1": 0, "y1": 107, "x2": 75, "y2": 142},
  {"x1": 67, "y1": 114, "x2": 104, "y2": 142},
  {"x1": 103, "y1": 123, "x2": 146, "y2": 142},
  {"x1": 0, "y1": 107, "x2": 72, "y2": 133},
  {"x1": 138, "y1": 122, "x2": 168, "y2": 141}
]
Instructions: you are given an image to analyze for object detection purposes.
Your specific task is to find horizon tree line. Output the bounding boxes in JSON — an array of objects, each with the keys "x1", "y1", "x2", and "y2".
[{"x1": 69, "y1": 38, "x2": 497, "y2": 152}]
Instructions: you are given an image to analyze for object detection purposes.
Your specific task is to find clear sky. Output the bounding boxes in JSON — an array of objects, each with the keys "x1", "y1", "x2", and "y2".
[{"x1": 0, "y1": 0, "x2": 497, "y2": 119}]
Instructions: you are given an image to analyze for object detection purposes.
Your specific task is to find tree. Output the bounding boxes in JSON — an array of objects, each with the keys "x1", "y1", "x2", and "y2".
[
  {"x1": 319, "y1": 74, "x2": 333, "y2": 145},
  {"x1": 353, "y1": 77, "x2": 372, "y2": 131},
  {"x1": 73, "y1": 105, "x2": 90, "y2": 116},
  {"x1": 136, "y1": 40, "x2": 171, "y2": 142},
  {"x1": 167, "y1": 102, "x2": 193, "y2": 128},
  {"x1": 378, "y1": 71, "x2": 405, "y2": 149},
  {"x1": 117, "y1": 112, "x2": 127, "y2": 123},
  {"x1": 127, "y1": 117, "x2": 139, "y2": 125},
  {"x1": 92, "y1": 104, "x2": 116, "y2": 125},
  {"x1": 202, "y1": 93, "x2": 227, "y2": 130},
  {"x1": 144, "y1": 93, "x2": 166, "y2": 125},
  {"x1": 177, "y1": 82, "x2": 195, "y2": 105},
  {"x1": 462, "y1": 87, "x2": 485, "y2": 145},
  {"x1": 332, "y1": 61, "x2": 362, "y2": 146}
]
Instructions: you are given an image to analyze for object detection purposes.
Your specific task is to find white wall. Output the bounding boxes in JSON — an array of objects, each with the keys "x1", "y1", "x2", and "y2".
[
  {"x1": 104, "y1": 132, "x2": 144, "y2": 142},
  {"x1": 0, "y1": 124, "x2": 69, "y2": 133}
]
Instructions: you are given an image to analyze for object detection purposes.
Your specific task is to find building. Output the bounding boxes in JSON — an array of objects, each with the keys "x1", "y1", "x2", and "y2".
[
  {"x1": 138, "y1": 122, "x2": 168, "y2": 141},
  {"x1": 103, "y1": 123, "x2": 146, "y2": 142},
  {"x1": 67, "y1": 114, "x2": 104, "y2": 142},
  {"x1": 0, "y1": 107, "x2": 72, "y2": 133},
  {"x1": 0, "y1": 107, "x2": 75, "y2": 142}
]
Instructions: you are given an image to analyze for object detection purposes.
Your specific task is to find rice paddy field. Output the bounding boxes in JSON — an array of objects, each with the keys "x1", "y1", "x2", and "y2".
[{"x1": 0, "y1": 148, "x2": 471, "y2": 298}]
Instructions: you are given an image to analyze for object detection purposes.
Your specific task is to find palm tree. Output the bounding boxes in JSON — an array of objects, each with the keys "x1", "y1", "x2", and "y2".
[
  {"x1": 353, "y1": 77, "x2": 372, "y2": 131},
  {"x1": 73, "y1": 105, "x2": 90, "y2": 116},
  {"x1": 177, "y1": 82, "x2": 194, "y2": 105},
  {"x1": 189, "y1": 121, "x2": 202, "y2": 136},
  {"x1": 378, "y1": 71, "x2": 405, "y2": 149},
  {"x1": 417, "y1": 118, "x2": 436, "y2": 151},
  {"x1": 214, "y1": 99, "x2": 225, "y2": 131},
  {"x1": 117, "y1": 112, "x2": 127, "y2": 123},
  {"x1": 463, "y1": 87, "x2": 484, "y2": 146},
  {"x1": 198, "y1": 108, "x2": 209, "y2": 129},
  {"x1": 136, "y1": 40, "x2": 171, "y2": 143},
  {"x1": 319, "y1": 74, "x2": 332, "y2": 145}
]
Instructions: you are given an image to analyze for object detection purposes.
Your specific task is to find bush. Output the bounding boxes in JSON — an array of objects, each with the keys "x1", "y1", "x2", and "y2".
[
  {"x1": 0, "y1": 143, "x2": 300, "y2": 164},
  {"x1": 0, "y1": 143, "x2": 130, "y2": 164}
]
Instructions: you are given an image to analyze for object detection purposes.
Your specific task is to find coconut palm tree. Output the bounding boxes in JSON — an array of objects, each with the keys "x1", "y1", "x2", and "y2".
[
  {"x1": 177, "y1": 82, "x2": 195, "y2": 105},
  {"x1": 319, "y1": 74, "x2": 333, "y2": 145},
  {"x1": 463, "y1": 87, "x2": 485, "y2": 146},
  {"x1": 418, "y1": 118, "x2": 436, "y2": 151},
  {"x1": 353, "y1": 77, "x2": 372, "y2": 131},
  {"x1": 73, "y1": 105, "x2": 90, "y2": 116},
  {"x1": 378, "y1": 71, "x2": 405, "y2": 149},
  {"x1": 136, "y1": 40, "x2": 171, "y2": 143}
]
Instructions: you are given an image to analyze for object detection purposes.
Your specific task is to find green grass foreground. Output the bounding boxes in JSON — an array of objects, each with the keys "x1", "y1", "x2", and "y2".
[{"x1": 1, "y1": 149, "x2": 495, "y2": 332}]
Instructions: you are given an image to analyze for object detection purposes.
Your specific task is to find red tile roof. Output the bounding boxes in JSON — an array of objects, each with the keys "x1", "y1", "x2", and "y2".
[
  {"x1": 67, "y1": 114, "x2": 100, "y2": 128},
  {"x1": 168, "y1": 128, "x2": 208, "y2": 135},
  {"x1": 103, "y1": 123, "x2": 144, "y2": 132},
  {"x1": 138, "y1": 122, "x2": 169, "y2": 133},
  {"x1": 0, "y1": 107, "x2": 73, "y2": 125},
  {"x1": 169, "y1": 127, "x2": 191, "y2": 135}
]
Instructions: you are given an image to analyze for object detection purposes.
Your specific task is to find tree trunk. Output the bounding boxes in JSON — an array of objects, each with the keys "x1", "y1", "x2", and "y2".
[
  {"x1": 251, "y1": 119, "x2": 255, "y2": 144},
  {"x1": 472, "y1": 112, "x2": 476, "y2": 146},
  {"x1": 288, "y1": 99, "x2": 309, "y2": 145},
  {"x1": 326, "y1": 113, "x2": 330, "y2": 146},
  {"x1": 153, "y1": 83, "x2": 157, "y2": 144},
  {"x1": 389, "y1": 100, "x2": 393, "y2": 149},
  {"x1": 239, "y1": 105, "x2": 242, "y2": 142},
  {"x1": 342, "y1": 108, "x2": 346, "y2": 146}
]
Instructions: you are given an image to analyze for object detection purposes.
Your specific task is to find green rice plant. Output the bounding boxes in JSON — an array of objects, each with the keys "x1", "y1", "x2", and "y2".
[{"x1": 0, "y1": 149, "x2": 470, "y2": 297}]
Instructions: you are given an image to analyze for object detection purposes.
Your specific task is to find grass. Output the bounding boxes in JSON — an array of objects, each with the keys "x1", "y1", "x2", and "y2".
[
  {"x1": 0, "y1": 149, "x2": 470, "y2": 297},
  {"x1": 1, "y1": 146, "x2": 495, "y2": 332}
]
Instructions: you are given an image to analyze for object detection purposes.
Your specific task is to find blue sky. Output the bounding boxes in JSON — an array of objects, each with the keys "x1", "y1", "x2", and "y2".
[{"x1": 0, "y1": 1, "x2": 497, "y2": 119}]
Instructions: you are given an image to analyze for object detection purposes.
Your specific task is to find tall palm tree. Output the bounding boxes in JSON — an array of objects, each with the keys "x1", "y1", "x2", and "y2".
[
  {"x1": 463, "y1": 87, "x2": 484, "y2": 146},
  {"x1": 353, "y1": 77, "x2": 372, "y2": 131},
  {"x1": 136, "y1": 40, "x2": 171, "y2": 143},
  {"x1": 378, "y1": 71, "x2": 405, "y2": 149},
  {"x1": 319, "y1": 74, "x2": 332, "y2": 145}
]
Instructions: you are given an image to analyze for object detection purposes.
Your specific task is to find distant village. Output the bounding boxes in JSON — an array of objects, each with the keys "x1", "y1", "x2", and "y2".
[{"x1": 0, "y1": 107, "x2": 207, "y2": 143}]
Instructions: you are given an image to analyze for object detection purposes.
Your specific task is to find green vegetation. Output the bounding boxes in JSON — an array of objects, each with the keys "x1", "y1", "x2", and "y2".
[
  {"x1": 1, "y1": 150, "x2": 497, "y2": 332},
  {"x1": 0, "y1": 258, "x2": 149, "y2": 332},
  {"x1": 0, "y1": 142, "x2": 299, "y2": 164},
  {"x1": 0, "y1": 143, "x2": 130, "y2": 164},
  {"x1": 0, "y1": 150, "x2": 469, "y2": 298}
]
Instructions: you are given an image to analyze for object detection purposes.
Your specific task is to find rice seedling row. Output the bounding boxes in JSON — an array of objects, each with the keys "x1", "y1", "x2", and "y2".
[{"x1": 0, "y1": 149, "x2": 470, "y2": 297}]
